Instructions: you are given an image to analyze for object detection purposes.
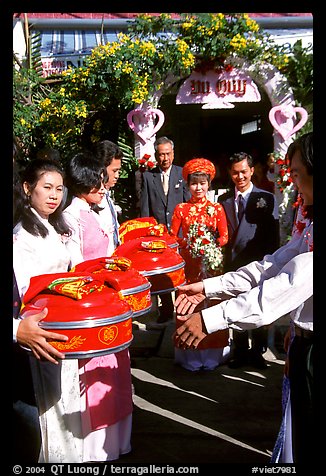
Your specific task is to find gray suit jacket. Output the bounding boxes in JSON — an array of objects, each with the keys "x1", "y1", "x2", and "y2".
[
  {"x1": 140, "y1": 164, "x2": 190, "y2": 231},
  {"x1": 218, "y1": 185, "x2": 279, "y2": 271}
]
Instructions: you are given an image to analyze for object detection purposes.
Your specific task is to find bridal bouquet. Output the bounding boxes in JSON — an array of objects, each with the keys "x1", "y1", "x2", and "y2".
[{"x1": 186, "y1": 223, "x2": 224, "y2": 274}]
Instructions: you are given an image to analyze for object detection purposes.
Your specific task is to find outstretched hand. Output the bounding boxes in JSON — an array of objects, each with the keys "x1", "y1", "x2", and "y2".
[
  {"x1": 173, "y1": 312, "x2": 208, "y2": 349},
  {"x1": 17, "y1": 307, "x2": 69, "y2": 364},
  {"x1": 174, "y1": 282, "x2": 205, "y2": 315}
]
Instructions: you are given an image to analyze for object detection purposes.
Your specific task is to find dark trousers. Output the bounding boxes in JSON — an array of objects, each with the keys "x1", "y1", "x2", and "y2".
[
  {"x1": 13, "y1": 401, "x2": 41, "y2": 462},
  {"x1": 13, "y1": 347, "x2": 41, "y2": 462},
  {"x1": 232, "y1": 326, "x2": 268, "y2": 357},
  {"x1": 288, "y1": 334, "x2": 313, "y2": 463},
  {"x1": 157, "y1": 292, "x2": 174, "y2": 322}
]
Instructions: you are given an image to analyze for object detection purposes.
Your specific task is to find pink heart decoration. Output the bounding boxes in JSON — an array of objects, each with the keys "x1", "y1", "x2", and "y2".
[
  {"x1": 269, "y1": 105, "x2": 308, "y2": 141},
  {"x1": 127, "y1": 107, "x2": 165, "y2": 143}
]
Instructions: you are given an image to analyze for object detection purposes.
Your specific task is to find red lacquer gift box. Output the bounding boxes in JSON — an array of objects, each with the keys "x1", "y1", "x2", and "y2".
[
  {"x1": 72, "y1": 257, "x2": 152, "y2": 317},
  {"x1": 22, "y1": 272, "x2": 133, "y2": 359},
  {"x1": 119, "y1": 217, "x2": 179, "y2": 249},
  {"x1": 113, "y1": 238, "x2": 186, "y2": 294}
]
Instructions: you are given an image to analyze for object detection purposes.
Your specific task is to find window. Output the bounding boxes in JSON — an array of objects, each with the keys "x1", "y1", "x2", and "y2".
[{"x1": 38, "y1": 29, "x2": 121, "y2": 57}]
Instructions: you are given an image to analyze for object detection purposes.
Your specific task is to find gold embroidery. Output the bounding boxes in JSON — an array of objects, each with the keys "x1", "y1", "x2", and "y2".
[
  {"x1": 98, "y1": 325, "x2": 119, "y2": 346},
  {"x1": 50, "y1": 335, "x2": 86, "y2": 350}
]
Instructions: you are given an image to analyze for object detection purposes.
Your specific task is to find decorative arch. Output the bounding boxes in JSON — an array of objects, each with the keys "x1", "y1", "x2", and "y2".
[
  {"x1": 128, "y1": 58, "x2": 297, "y2": 244},
  {"x1": 131, "y1": 58, "x2": 296, "y2": 157}
]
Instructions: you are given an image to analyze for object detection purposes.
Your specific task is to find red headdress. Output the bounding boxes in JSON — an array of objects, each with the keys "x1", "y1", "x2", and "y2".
[{"x1": 182, "y1": 158, "x2": 216, "y2": 182}]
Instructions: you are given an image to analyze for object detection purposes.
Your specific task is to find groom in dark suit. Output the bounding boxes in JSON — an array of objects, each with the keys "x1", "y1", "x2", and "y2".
[
  {"x1": 140, "y1": 136, "x2": 191, "y2": 322},
  {"x1": 219, "y1": 151, "x2": 279, "y2": 369}
]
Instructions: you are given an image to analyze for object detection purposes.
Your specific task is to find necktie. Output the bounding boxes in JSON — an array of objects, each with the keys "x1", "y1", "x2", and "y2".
[
  {"x1": 238, "y1": 194, "x2": 245, "y2": 223},
  {"x1": 162, "y1": 173, "x2": 169, "y2": 195},
  {"x1": 107, "y1": 196, "x2": 120, "y2": 248}
]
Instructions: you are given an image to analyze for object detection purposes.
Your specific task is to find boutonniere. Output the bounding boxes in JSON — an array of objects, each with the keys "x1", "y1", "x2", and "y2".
[
  {"x1": 207, "y1": 205, "x2": 215, "y2": 217},
  {"x1": 256, "y1": 197, "x2": 267, "y2": 209},
  {"x1": 175, "y1": 180, "x2": 183, "y2": 189}
]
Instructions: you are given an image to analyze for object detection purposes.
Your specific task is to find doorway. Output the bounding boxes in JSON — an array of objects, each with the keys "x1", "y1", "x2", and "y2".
[{"x1": 158, "y1": 86, "x2": 274, "y2": 189}]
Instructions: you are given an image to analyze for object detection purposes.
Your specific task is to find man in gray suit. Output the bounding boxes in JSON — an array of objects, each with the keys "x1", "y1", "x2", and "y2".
[
  {"x1": 219, "y1": 151, "x2": 279, "y2": 369},
  {"x1": 140, "y1": 136, "x2": 191, "y2": 322}
]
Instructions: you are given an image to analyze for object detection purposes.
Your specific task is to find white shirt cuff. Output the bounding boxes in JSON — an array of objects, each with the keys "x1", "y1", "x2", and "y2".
[
  {"x1": 203, "y1": 276, "x2": 223, "y2": 298},
  {"x1": 202, "y1": 304, "x2": 228, "y2": 334},
  {"x1": 13, "y1": 318, "x2": 21, "y2": 343}
]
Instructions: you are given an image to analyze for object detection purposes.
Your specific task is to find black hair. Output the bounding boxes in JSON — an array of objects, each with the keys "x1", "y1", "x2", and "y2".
[
  {"x1": 65, "y1": 151, "x2": 107, "y2": 196},
  {"x1": 13, "y1": 158, "x2": 71, "y2": 237},
  {"x1": 288, "y1": 132, "x2": 313, "y2": 219},
  {"x1": 187, "y1": 171, "x2": 212, "y2": 187},
  {"x1": 287, "y1": 132, "x2": 313, "y2": 176},
  {"x1": 94, "y1": 140, "x2": 123, "y2": 167},
  {"x1": 228, "y1": 152, "x2": 254, "y2": 168}
]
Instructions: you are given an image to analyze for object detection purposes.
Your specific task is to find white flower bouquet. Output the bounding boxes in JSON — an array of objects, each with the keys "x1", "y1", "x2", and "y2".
[{"x1": 186, "y1": 222, "x2": 224, "y2": 274}]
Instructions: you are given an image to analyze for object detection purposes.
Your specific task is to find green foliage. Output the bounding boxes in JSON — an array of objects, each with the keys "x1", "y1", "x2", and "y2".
[
  {"x1": 283, "y1": 40, "x2": 313, "y2": 104},
  {"x1": 117, "y1": 135, "x2": 139, "y2": 178},
  {"x1": 282, "y1": 40, "x2": 313, "y2": 134},
  {"x1": 129, "y1": 13, "x2": 289, "y2": 71},
  {"x1": 30, "y1": 31, "x2": 43, "y2": 76},
  {"x1": 13, "y1": 64, "x2": 48, "y2": 156}
]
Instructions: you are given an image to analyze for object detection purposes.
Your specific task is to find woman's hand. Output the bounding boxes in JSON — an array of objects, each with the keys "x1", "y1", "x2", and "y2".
[{"x1": 17, "y1": 307, "x2": 69, "y2": 364}]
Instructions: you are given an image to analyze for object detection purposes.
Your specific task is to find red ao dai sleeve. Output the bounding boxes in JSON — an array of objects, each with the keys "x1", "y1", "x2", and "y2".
[
  {"x1": 214, "y1": 203, "x2": 228, "y2": 247},
  {"x1": 170, "y1": 203, "x2": 187, "y2": 248}
]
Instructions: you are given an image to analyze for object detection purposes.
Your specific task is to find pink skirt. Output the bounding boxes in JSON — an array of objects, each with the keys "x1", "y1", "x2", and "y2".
[{"x1": 79, "y1": 349, "x2": 133, "y2": 431}]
